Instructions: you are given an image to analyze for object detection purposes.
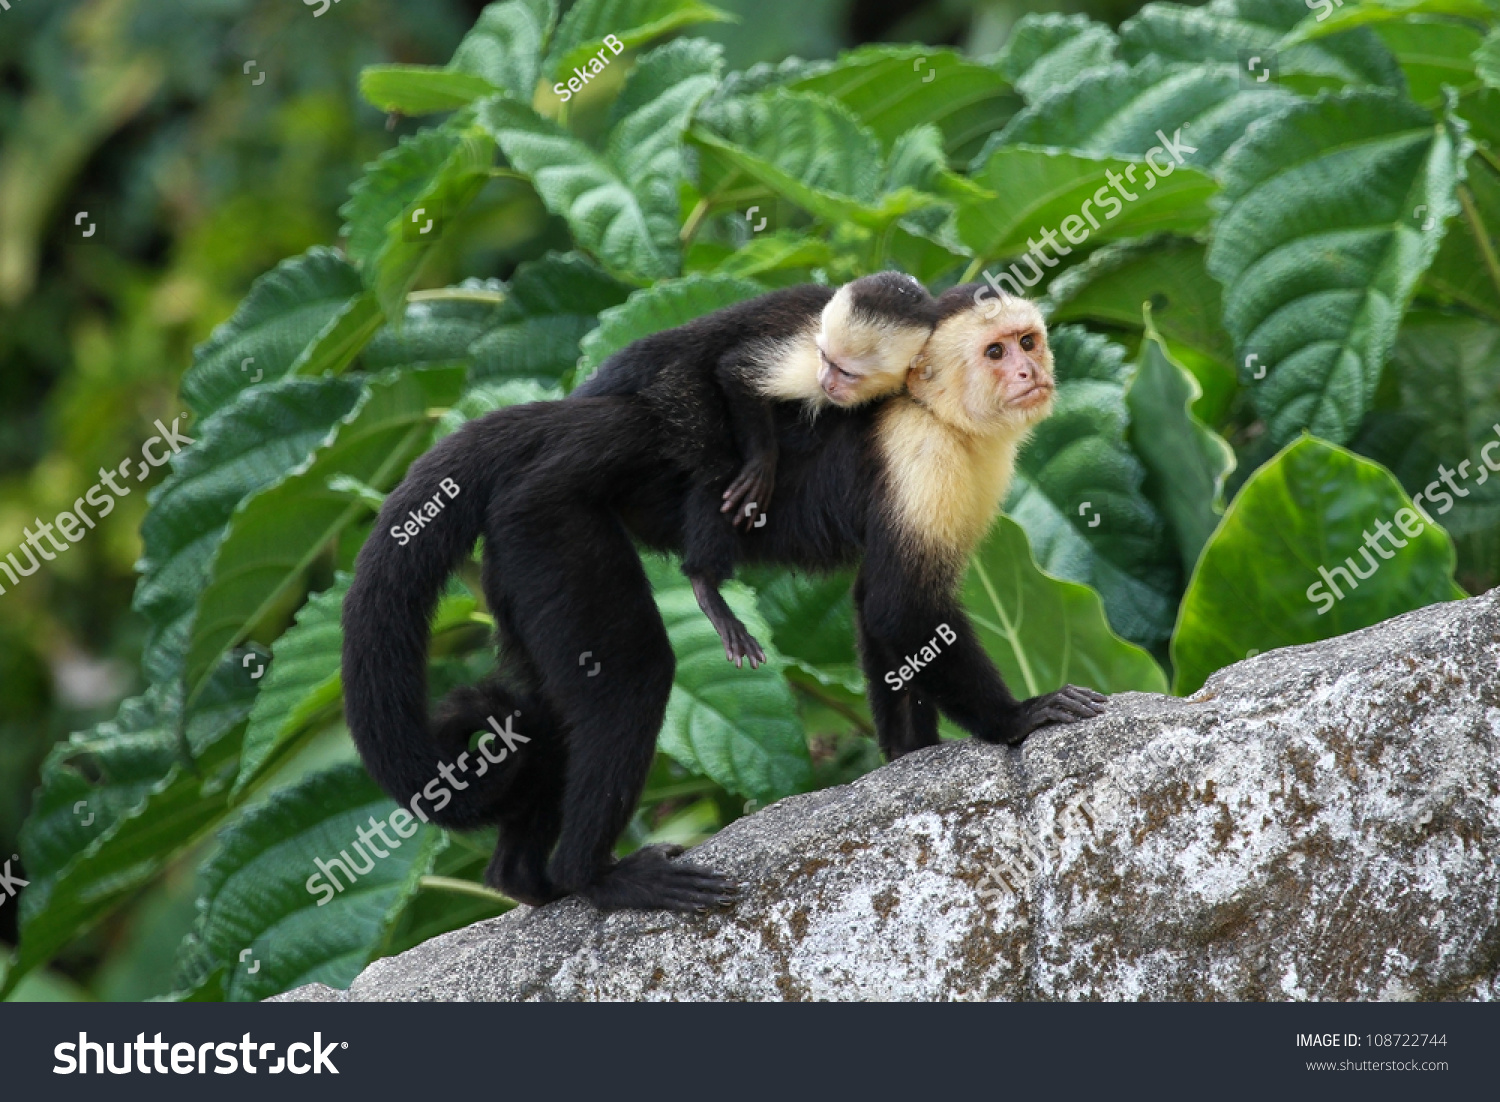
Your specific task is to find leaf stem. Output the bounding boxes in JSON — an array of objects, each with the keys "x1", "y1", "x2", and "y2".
[
  {"x1": 417, "y1": 876, "x2": 512, "y2": 905},
  {"x1": 1457, "y1": 183, "x2": 1500, "y2": 306},
  {"x1": 680, "y1": 197, "x2": 711, "y2": 245},
  {"x1": 407, "y1": 287, "x2": 507, "y2": 305},
  {"x1": 791, "y1": 679, "x2": 874, "y2": 735},
  {"x1": 961, "y1": 255, "x2": 985, "y2": 282}
]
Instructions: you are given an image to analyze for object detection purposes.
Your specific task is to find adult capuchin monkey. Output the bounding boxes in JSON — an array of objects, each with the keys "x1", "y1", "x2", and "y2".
[{"x1": 342, "y1": 283, "x2": 1107, "y2": 914}]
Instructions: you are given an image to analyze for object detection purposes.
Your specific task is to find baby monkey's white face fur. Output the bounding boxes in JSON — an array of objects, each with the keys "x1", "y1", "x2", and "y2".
[
  {"x1": 815, "y1": 274, "x2": 935, "y2": 407},
  {"x1": 908, "y1": 292, "x2": 1054, "y2": 436}
]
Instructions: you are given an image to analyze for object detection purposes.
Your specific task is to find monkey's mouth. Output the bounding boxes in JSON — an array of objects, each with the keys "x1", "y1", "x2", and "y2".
[{"x1": 1009, "y1": 382, "x2": 1054, "y2": 409}]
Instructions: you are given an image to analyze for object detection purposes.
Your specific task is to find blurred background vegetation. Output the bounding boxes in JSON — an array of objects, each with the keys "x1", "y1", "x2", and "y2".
[{"x1": 1, "y1": 0, "x2": 1210, "y2": 999}]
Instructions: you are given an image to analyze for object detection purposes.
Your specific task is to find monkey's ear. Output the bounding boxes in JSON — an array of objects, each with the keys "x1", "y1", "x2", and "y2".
[{"x1": 906, "y1": 351, "x2": 932, "y2": 392}]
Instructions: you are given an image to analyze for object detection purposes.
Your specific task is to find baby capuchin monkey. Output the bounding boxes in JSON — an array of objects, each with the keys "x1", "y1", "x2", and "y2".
[{"x1": 574, "y1": 272, "x2": 938, "y2": 668}]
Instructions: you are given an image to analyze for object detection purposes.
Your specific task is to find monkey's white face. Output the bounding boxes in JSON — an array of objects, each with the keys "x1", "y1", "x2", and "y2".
[
  {"x1": 910, "y1": 298, "x2": 1055, "y2": 434},
  {"x1": 816, "y1": 286, "x2": 932, "y2": 407}
]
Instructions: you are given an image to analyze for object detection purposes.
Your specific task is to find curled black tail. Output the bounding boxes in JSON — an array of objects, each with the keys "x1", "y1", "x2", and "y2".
[{"x1": 342, "y1": 408, "x2": 538, "y2": 831}]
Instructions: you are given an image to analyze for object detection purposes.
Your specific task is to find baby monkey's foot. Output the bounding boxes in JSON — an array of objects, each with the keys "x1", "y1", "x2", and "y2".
[
  {"x1": 690, "y1": 575, "x2": 767, "y2": 668},
  {"x1": 721, "y1": 462, "x2": 774, "y2": 530}
]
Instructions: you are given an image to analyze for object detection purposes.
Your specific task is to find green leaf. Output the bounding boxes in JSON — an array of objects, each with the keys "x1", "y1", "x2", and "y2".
[
  {"x1": 1280, "y1": 0, "x2": 1498, "y2": 45},
  {"x1": 1371, "y1": 19, "x2": 1488, "y2": 106},
  {"x1": 746, "y1": 569, "x2": 862, "y2": 692},
  {"x1": 181, "y1": 367, "x2": 468, "y2": 714},
  {"x1": 1043, "y1": 236, "x2": 1238, "y2": 415},
  {"x1": 686, "y1": 231, "x2": 834, "y2": 281},
  {"x1": 469, "y1": 253, "x2": 630, "y2": 382},
  {"x1": 575, "y1": 273, "x2": 763, "y2": 379},
  {"x1": 234, "y1": 576, "x2": 352, "y2": 796},
  {"x1": 962, "y1": 514, "x2": 1168, "y2": 697},
  {"x1": 1478, "y1": 27, "x2": 1500, "y2": 89},
  {"x1": 645, "y1": 559, "x2": 813, "y2": 802},
  {"x1": 544, "y1": 0, "x2": 731, "y2": 82},
  {"x1": 1425, "y1": 158, "x2": 1500, "y2": 324},
  {"x1": 1207, "y1": 88, "x2": 1471, "y2": 445},
  {"x1": 480, "y1": 98, "x2": 678, "y2": 280},
  {"x1": 135, "y1": 377, "x2": 366, "y2": 682},
  {"x1": 1007, "y1": 326, "x2": 1181, "y2": 649},
  {"x1": 1126, "y1": 312, "x2": 1237, "y2": 573},
  {"x1": 954, "y1": 144, "x2": 1216, "y2": 275},
  {"x1": 994, "y1": 13, "x2": 1119, "y2": 102},
  {"x1": 178, "y1": 763, "x2": 442, "y2": 1001},
  {"x1": 1170, "y1": 435, "x2": 1465, "y2": 695},
  {"x1": 339, "y1": 117, "x2": 496, "y2": 317},
  {"x1": 607, "y1": 36, "x2": 724, "y2": 129},
  {"x1": 363, "y1": 280, "x2": 509, "y2": 372},
  {"x1": 360, "y1": 0, "x2": 559, "y2": 113},
  {"x1": 788, "y1": 45, "x2": 1021, "y2": 159},
  {"x1": 359, "y1": 68, "x2": 505, "y2": 116},
  {"x1": 690, "y1": 90, "x2": 930, "y2": 229},
  {"x1": 991, "y1": 56, "x2": 1298, "y2": 171},
  {"x1": 179, "y1": 249, "x2": 367, "y2": 422},
  {"x1": 1352, "y1": 310, "x2": 1500, "y2": 592},
  {"x1": 1120, "y1": 0, "x2": 1405, "y2": 92},
  {"x1": 449, "y1": 0, "x2": 558, "y2": 98},
  {"x1": 9, "y1": 670, "x2": 255, "y2": 996}
]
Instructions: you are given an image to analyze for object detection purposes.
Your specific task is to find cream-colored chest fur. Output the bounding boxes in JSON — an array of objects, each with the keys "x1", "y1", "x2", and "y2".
[
  {"x1": 753, "y1": 330, "x2": 825, "y2": 404},
  {"x1": 876, "y1": 398, "x2": 1019, "y2": 563}
]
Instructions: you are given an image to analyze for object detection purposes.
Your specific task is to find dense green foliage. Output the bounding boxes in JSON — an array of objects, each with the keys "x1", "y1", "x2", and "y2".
[{"x1": 5, "y1": 0, "x2": 1498, "y2": 1000}]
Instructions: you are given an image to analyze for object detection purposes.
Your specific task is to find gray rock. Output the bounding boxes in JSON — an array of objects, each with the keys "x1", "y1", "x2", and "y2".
[{"x1": 279, "y1": 591, "x2": 1500, "y2": 1001}]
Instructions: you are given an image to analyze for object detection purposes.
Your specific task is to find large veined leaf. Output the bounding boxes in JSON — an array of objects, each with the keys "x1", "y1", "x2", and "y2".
[
  {"x1": 176, "y1": 763, "x2": 443, "y2": 1001},
  {"x1": 1120, "y1": 0, "x2": 1405, "y2": 93},
  {"x1": 955, "y1": 143, "x2": 1216, "y2": 298},
  {"x1": 1043, "y1": 236, "x2": 1238, "y2": 419},
  {"x1": 1279, "y1": 0, "x2": 1498, "y2": 44},
  {"x1": 339, "y1": 116, "x2": 497, "y2": 317},
  {"x1": 645, "y1": 559, "x2": 813, "y2": 802},
  {"x1": 746, "y1": 568, "x2": 862, "y2": 692},
  {"x1": 1171, "y1": 436, "x2": 1465, "y2": 694},
  {"x1": 690, "y1": 90, "x2": 932, "y2": 229},
  {"x1": 1207, "y1": 88, "x2": 1471, "y2": 445},
  {"x1": 1424, "y1": 158, "x2": 1500, "y2": 324},
  {"x1": 7, "y1": 669, "x2": 255, "y2": 996},
  {"x1": 233, "y1": 576, "x2": 352, "y2": 796},
  {"x1": 994, "y1": 12, "x2": 1119, "y2": 102},
  {"x1": 1352, "y1": 311, "x2": 1500, "y2": 592},
  {"x1": 543, "y1": 0, "x2": 731, "y2": 82},
  {"x1": 179, "y1": 249, "x2": 370, "y2": 422},
  {"x1": 962, "y1": 514, "x2": 1168, "y2": 696},
  {"x1": 1006, "y1": 326, "x2": 1181, "y2": 649},
  {"x1": 685, "y1": 231, "x2": 835, "y2": 282},
  {"x1": 607, "y1": 36, "x2": 723, "y2": 128},
  {"x1": 1369, "y1": 18, "x2": 1488, "y2": 106},
  {"x1": 134, "y1": 377, "x2": 366, "y2": 682},
  {"x1": 181, "y1": 367, "x2": 468, "y2": 715},
  {"x1": 468, "y1": 253, "x2": 630, "y2": 382},
  {"x1": 575, "y1": 273, "x2": 764, "y2": 379},
  {"x1": 480, "y1": 98, "x2": 679, "y2": 281},
  {"x1": 363, "y1": 280, "x2": 509, "y2": 372},
  {"x1": 787, "y1": 45, "x2": 1021, "y2": 159},
  {"x1": 991, "y1": 56, "x2": 1298, "y2": 171},
  {"x1": 360, "y1": 0, "x2": 559, "y2": 114},
  {"x1": 1479, "y1": 27, "x2": 1500, "y2": 89},
  {"x1": 1125, "y1": 313, "x2": 1236, "y2": 573},
  {"x1": 360, "y1": 69, "x2": 506, "y2": 117}
]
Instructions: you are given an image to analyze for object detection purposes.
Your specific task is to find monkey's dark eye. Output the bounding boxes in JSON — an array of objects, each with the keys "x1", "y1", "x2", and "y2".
[
  {"x1": 985, "y1": 343, "x2": 1004, "y2": 360},
  {"x1": 1020, "y1": 334, "x2": 1035, "y2": 352}
]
